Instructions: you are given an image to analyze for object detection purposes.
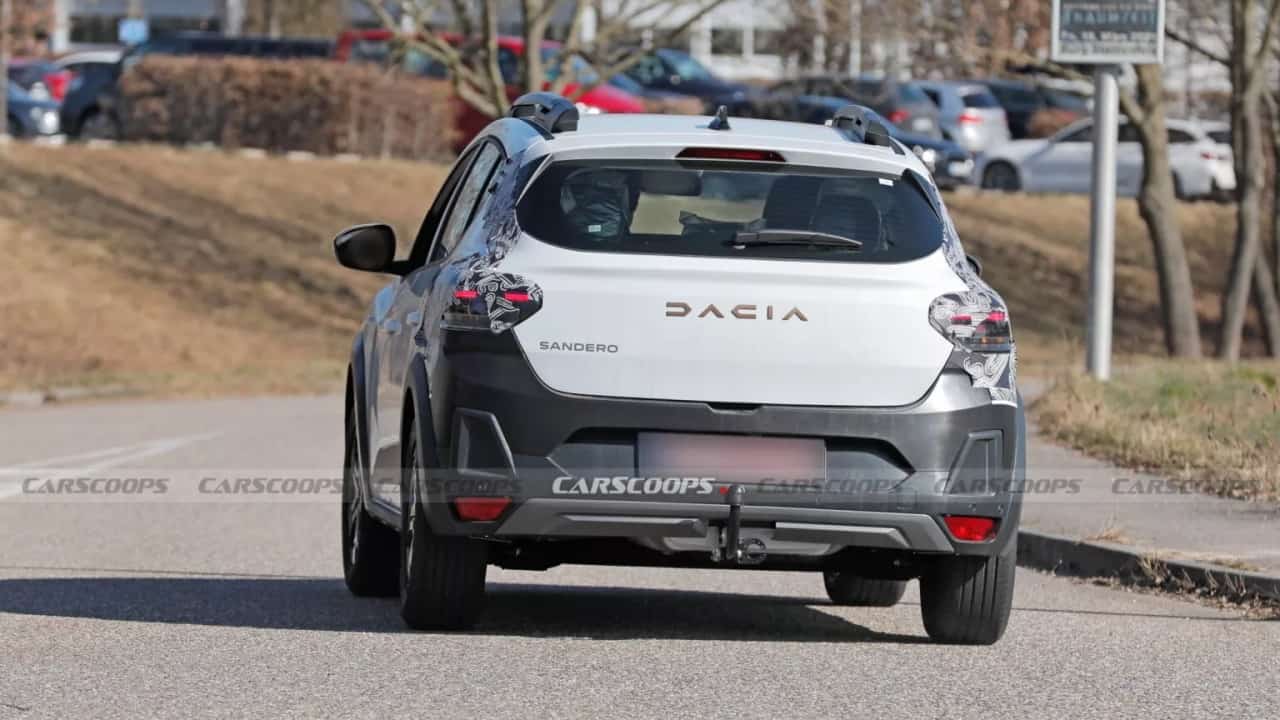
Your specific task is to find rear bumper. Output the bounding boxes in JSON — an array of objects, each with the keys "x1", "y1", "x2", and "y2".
[{"x1": 423, "y1": 333, "x2": 1024, "y2": 558}]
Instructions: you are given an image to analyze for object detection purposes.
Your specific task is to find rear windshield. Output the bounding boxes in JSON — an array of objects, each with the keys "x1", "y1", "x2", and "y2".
[
  {"x1": 988, "y1": 84, "x2": 1039, "y2": 108},
  {"x1": 961, "y1": 90, "x2": 1001, "y2": 108},
  {"x1": 897, "y1": 83, "x2": 930, "y2": 103},
  {"x1": 517, "y1": 160, "x2": 943, "y2": 264}
]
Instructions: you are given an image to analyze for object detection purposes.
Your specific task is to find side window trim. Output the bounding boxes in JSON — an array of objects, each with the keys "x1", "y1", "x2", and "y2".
[
  {"x1": 425, "y1": 140, "x2": 506, "y2": 265},
  {"x1": 408, "y1": 147, "x2": 480, "y2": 268}
]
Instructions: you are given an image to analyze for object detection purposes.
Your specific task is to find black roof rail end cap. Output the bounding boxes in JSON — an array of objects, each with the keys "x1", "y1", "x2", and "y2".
[
  {"x1": 831, "y1": 104, "x2": 903, "y2": 154},
  {"x1": 508, "y1": 92, "x2": 579, "y2": 135}
]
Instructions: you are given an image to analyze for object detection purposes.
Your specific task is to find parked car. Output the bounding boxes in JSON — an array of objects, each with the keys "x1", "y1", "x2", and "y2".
[
  {"x1": 741, "y1": 75, "x2": 942, "y2": 138},
  {"x1": 335, "y1": 29, "x2": 646, "y2": 148},
  {"x1": 332, "y1": 94, "x2": 1023, "y2": 643},
  {"x1": 622, "y1": 48, "x2": 750, "y2": 109},
  {"x1": 981, "y1": 79, "x2": 1089, "y2": 139},
  {"x1": 914, "y1": 81, "x2": 1010, "y2": 155},
  {"x1": 7, "y1": 58, "x2": 71, "y2": 102},
  {"x1": 60, "y1": 33, "x2": 335, "y2": 140},
  {"x1": 6, "y1": 83, "x2": 61, "y2": 137},
  {"x1": 976, "y1": 117, "x2": 1236, "y2": 200}
]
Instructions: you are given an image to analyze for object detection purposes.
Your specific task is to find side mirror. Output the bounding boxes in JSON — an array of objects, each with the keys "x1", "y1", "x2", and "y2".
[
  {"x1": 334, "y1": 223, "x2": 399, "y2": 274},
  {"x1": 966, "y1": 254, "x2": 984, "y2": 277}
]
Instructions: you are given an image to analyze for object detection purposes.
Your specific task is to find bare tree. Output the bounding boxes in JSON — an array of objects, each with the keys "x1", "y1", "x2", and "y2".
[
  {"x1": 1120, "y1": 64, "x2": 1203, "y2": 357},
  {"x1": 362, "y1": 0, "x2": 727, "y2": 119},
  {"x1": 1216, "y1": 0, "x2": 1280, "y2": 359}
]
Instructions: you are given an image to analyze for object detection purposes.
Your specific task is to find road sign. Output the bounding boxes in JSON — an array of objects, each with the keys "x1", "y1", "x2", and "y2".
[
  {"x1": 1052, "y1": 0, "x2": 1165, "y2": 65},
  {"x1": 1051, "y1": 2, "x2": 1168, "y2": 380}
]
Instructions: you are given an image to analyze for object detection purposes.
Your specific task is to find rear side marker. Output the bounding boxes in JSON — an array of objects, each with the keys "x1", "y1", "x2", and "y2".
[
  {"x1": 943, "y1": 515, "x2": 998, "y2": 542},
  {"x1": 452, "y1": 497, "x2": 511, "y2": 522}
]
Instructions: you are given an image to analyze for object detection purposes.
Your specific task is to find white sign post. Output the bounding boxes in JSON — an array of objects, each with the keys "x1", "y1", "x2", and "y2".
[{"x1": 1052, "y1": 0, "x2": 1164, "y2": 381}]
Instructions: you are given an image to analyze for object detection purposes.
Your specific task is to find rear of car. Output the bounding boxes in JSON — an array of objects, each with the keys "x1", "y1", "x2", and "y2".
[
  {"x1": 335, "y1": 103, "x2": 1022, "y2": 644},
  {"x1": 917, "y1": 82, "x2": 1009, "y2": 154},
  {"x1": 1169, "y1": 121, "x2": 1235, "y2": 200},
  {"x1": 6, "y1": 84, "x2": 61, "y2": 138}
]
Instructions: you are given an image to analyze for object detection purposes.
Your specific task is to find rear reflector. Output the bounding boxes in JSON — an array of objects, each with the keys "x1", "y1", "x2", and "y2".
[
  {"x1": 943, "y1": 515, "x2": 998, "y2": 542},
  {"x1": 452, "y1": 497, "x2": 511, "y2": 522},
  {"x1": 887, "y1": 110, "x2": 910, "y2": 124},
  {"x1": 677, "y1": 147, "x2": 785, "y2": 162}
]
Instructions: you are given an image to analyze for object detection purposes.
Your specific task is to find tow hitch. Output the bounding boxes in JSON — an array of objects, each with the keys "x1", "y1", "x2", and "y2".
[{"x1": 715, "y1": 484, "x2": 767, "y2": 566}]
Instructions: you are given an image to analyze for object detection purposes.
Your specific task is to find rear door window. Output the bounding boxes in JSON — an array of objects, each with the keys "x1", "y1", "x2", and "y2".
[{"x1": 518, "y1": 160, "x2": 943, "y2": 264}]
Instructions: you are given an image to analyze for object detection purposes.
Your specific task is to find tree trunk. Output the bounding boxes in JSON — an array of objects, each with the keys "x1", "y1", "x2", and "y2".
[
  {"x1": 1217, "y1": 0, "x2": 1266, "y2": 361},
  {"x1": 1255, "y1": 258, "x2": 1280, "y2": 355},
  {"x1": 1131, "y1": 64, "x2": 1202, "y2": 357}
]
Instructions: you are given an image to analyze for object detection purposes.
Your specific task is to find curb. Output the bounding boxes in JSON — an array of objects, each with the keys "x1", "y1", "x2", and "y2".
[
  {"x1": 0, "y1": 384, "x2": 135, "y2": 408},
  {"x1": 1018, "y1": 528, "x2": 1280, "y2": 605}
]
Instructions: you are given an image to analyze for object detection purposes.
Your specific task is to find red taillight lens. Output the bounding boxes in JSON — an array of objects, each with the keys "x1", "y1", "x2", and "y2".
[
  {"x1": 929, "y1": 294, "x2": 1013, "y2": 353},
  {"x1": 444, "y1": 272, "x2": 543, "y2": 333},
  {"x1": 957, "y1": 110, "x2": 982, "y2": 124},
  {"x1": 452, "y1": 496, "x2": 510, "y2": 522},
  {"x1": 887, "y1": 110, "x2": 910, "y2": 124},
  {"x1": 676, "y1": 147, "x2": 786, "y2": 162},
  {"x1": 943, "y1": 515, "x2": 998, "y2": 542}
]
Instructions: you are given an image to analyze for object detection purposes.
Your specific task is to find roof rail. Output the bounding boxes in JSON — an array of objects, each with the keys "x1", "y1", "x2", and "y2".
[
  {"x1": 830, "y1": 104, "x2": 904, "y2": 155},
  {"x1": 508, "y1": 92, "x2": 579, "y2": 135}
]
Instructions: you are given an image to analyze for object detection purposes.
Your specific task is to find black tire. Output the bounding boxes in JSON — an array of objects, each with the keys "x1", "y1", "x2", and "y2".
[
  {"x1": 919, "y1": 541, "x2": 1016, "y2": 645},
  {"x1": 981, "y1": 162, "x2": 1021, "y2": 192},
  {"x1": 823, "y1": 570, "x2": 908, "y2": 607},
  {"x1": 399, "y1": 414, "x2": 487, "y2": 631},
  {"x1": 341, "y1": 405, "x2": 399, "y2": 597}
]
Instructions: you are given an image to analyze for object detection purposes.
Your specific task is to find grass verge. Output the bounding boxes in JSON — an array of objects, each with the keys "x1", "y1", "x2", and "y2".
[{"x1": 1032, "y1": 361, "x2": 1280, "y2": 502}]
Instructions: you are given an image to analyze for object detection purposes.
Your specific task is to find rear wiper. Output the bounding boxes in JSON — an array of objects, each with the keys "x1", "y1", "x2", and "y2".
[{"x1": 728, "y1": 230, "x2": 863, "y2": 250}]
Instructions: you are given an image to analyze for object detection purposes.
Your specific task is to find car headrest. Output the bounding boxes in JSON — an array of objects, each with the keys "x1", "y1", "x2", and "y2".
[
  {"x1": 762, "y1": 176, "x2": 822, "y2": 229},
  {"x1": 812, "y1": 193, "x2": 882, "y2": 247}
]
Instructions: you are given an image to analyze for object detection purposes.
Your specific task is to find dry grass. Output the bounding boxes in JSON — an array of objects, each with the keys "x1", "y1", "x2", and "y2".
[
  {"x1": 1084, "y1": 517, "x2": 1134, "y2": 545},
  {"x1": 0, "y1": 142, "x2": 445, "y2": 396},
  {"x1": 1033, "y1": 361, "x2": 1280, "y2": 502},
  {"x1": 945, "y1": 191, "x2": 1264, "y2": 377}
]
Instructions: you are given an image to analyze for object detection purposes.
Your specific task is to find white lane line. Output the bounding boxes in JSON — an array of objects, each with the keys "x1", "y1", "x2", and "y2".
[{"x1": 0, "y1": 432, "x2": 221, "y2": 499}]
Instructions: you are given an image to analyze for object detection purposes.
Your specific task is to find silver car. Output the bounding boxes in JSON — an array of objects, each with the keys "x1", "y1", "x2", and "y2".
[{"x1": 915, "y1": 81, "x2": 1011, "y2": 155}]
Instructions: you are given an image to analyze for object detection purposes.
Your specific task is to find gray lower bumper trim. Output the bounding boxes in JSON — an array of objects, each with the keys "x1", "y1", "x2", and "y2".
[{"x1": 495, "y1": 499, "x2": 954, "y2": 553}]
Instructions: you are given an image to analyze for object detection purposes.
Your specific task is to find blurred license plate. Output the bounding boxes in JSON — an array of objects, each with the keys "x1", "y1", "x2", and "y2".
[{"x1": 637, "y1": 433, "x2": 826, "y2": 485}]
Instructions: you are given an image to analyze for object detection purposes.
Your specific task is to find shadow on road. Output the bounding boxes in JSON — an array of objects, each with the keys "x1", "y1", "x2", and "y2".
[{"x1": 0, "y1": 575, "x2": 926, "y2": 642}]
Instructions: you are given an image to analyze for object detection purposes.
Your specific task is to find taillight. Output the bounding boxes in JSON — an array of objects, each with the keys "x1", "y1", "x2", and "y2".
[
  {"x1": 943, "y1": 515, "x2": 998, "y2": 542},
  {"x1": 957, "y1": 110, "x2": 982, "y2": 124},
  {"x1": 676, "y1": 147, "x2": 785, "y2": 162},
  {"x1": 444, "y1": 272, "x2": 543, "y2": 333},
  {"x1": 929, "y1": 294, "x2": 1013, "y2": 353},
  {"x1": 452, "y1": 496, "x2": 511, "y2": 522},
  {"x1": 44, "y1": 70, "x2": 71, "y2": 102},
  {"x1": 886, "y1": 110, "x2": 910, "y2": 124}
]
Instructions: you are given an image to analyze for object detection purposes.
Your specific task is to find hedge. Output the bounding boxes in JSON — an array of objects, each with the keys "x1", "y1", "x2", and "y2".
[{"x1": 118, "y1": 56, "x2": 456, "y2": 160}]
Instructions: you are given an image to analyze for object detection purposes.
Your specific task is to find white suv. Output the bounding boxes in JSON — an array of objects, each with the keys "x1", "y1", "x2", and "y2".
[{"x1": 333, "y1": 95, "x2": 1025, "y2": 644}]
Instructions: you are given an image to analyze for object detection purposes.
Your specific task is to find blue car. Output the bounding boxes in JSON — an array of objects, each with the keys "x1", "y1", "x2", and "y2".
[{"x1": 6, "y1": 83, "x2": 61, "y2": 138}]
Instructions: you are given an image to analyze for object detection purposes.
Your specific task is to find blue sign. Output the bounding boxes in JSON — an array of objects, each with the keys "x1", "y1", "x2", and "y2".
[{"x1": 118, "y1": 18, "x2": 150, "y2": 46}]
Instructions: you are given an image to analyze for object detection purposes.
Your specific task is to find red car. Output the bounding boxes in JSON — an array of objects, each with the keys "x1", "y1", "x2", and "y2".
[{"x1": 335, "y1": 29, "x2": 645, "y2": 148}]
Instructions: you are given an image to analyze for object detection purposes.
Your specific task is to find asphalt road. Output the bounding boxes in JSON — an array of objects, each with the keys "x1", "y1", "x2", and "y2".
[{"x1": 1, "y1": 396, "x2": 1276, "y2": 719}]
